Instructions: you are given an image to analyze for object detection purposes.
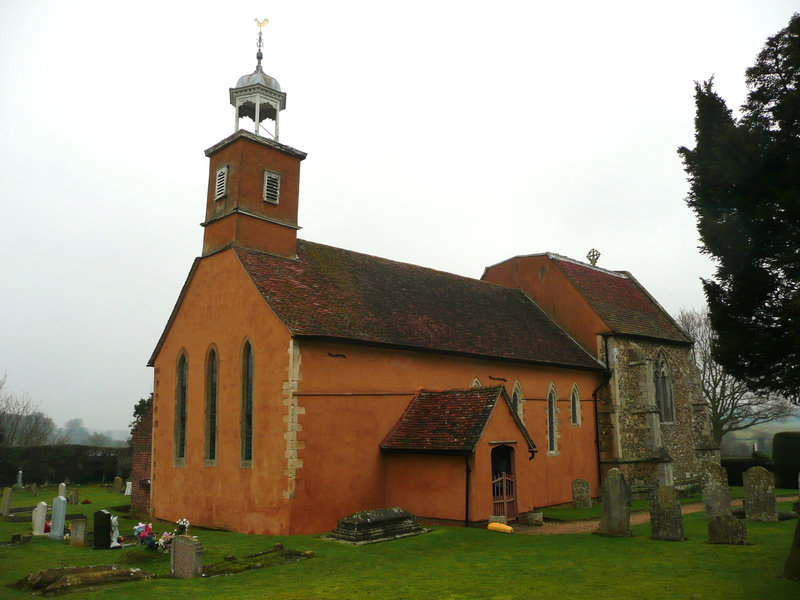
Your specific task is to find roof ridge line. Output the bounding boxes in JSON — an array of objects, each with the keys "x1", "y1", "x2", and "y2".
[{"x1": 547, "y1": 252, "x2": 628, "y2": 279}]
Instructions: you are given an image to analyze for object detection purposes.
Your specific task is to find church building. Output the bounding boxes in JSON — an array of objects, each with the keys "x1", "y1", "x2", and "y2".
[{"x1": 146, "y1": 38, "x2": 715, "y2": 535}]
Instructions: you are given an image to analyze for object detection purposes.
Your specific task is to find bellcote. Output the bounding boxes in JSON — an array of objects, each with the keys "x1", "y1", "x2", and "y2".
[{"x1": 201, "y1": 23, "x2": 306, "y2": 258}]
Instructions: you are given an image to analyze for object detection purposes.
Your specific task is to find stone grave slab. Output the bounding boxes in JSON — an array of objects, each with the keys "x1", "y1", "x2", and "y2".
[
  {"x1": 48, "y1": 496, "x2": 67, "y2": 540},
  {"x1": 30, "y1": 483, "x2": 38, "y2": 496},
  {"x1": 708, "y1": 514, "x2": 747, "y2": 545},
  {"x1": 113, "y1": 477, "x2": 124, "y2": 494},
  {"x1": 596, "y1": 468, "x2": 632, "y2": 537},
  {"x1": 58, "y1": 483, "x2": 66, "y2": 498},
  {"x1": 329, "y1": 507, "x2": 427, "y2": 544},
  {"x1": 572, "y1": 478, "x2": 592, "y2": 509},
  {"x1": 68, "y1": 488, "x2": 79, "y2": 505},
  {"x1": 124, "y1": 481, "x2": 132, "y2": 495},
  {"x1": 171, "y1": 535, "x2": 204, "y2": 578},
  {"x1": 70, "y1": 518, "x2": 88, "y2": 546},
  {"x1": 743, "y1": 466, "x2": 777, "y2": 522},
  {"x1": 32, "y1": 502, "x2": 47, "y2": 536},
  {"x1": 1, "y1": 487, "x2": 11, "y2": 516},
  {"x1": 701, "y1": 460, "x2": 731, "y2": 518},
  {"x1": 649, "y1": 485, "x2": 685, "y2": 541}
]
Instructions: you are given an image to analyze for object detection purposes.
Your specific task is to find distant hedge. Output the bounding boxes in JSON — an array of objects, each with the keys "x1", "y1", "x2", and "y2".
[
  {"x1": 772, "y1": 431, "x2": 800, "y2": 489},
  {"x1": 721, "y1": 452, "x2": 773, "y2": 486},
  {"x1": 0, "y1": 445, "x2": 132, "y2": 486}
]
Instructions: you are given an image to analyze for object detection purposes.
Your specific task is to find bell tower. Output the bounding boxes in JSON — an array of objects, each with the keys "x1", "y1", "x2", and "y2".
[{"x1": 201, "y1": 19, "x2": 306, "y2": 258}]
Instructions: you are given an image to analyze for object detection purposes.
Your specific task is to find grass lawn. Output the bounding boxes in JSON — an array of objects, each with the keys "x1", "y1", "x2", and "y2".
[
  {"x1": 0, "y1": 484, "x2": 797, "y2": 599},
  {"x1": 540, "y1": 486, "x2": 798, "y2": 521}
]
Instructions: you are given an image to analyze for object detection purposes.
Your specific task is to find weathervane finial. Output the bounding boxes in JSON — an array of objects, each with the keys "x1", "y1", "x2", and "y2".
[
  {"x1": 586, "y1": 248, "x2": 601, "y2": 267},
  {"x1": 253, "y1": 18, "x2": 269, "y2": 69}
]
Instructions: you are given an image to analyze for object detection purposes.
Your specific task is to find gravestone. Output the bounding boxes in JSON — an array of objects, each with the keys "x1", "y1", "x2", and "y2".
[
  {"x1": 171, "y1": 535, "x2": 204, "y2": 578},
  {"x1": 743, "y1": 466, "x2": 777, "y2": 522},
  {"x1": 649, "y1": 485, "x2": 685, "y2": 541},
  {"x1": 58, "y1": 483, "x2": 66, "y2": 498},
  {"x1": 113, "y1": 477, "x2": 124, "y2": 494},
  {"x1": 31, "y1": 483, "x2": 38, "y2": 497},
  {"x1": 708, "y1": 514, "x2": 747, "y2": 545},
  {"x1": 32, "y1": 502, "x2": 48, "y2": 535},
  {"x1": 1, "y1": 487, "x2": 11, "y2": 516},
  {"x1": 70, "y1": 518, "x2": 88, "y2": 547},
  {"x1": 124, "y1": 481, "x2": 132, "y2": 496},
  {"x1": 48, "y1": 496, "x2": 67, "y2": 540},
  {"x1": 329, "y1": 507, "x2": 427, "y2": 544},
  {"x1": 68, "y1": 488, "x2": 79, "y2": 505},
  {"x1": 15, "y1": 470, "x2": 23, "y2": 489},
  {"x1": 596, "y1": 468, "x2": 632, "y2": 536},
  {"x1": 572, "y1": 478, "x2": 592, "y2": 509},
  {"x1": 701, "y1": 461, "x2": 731, "y2": 518},
  {"x1": 93, "y1": 510, "x2": 111, "y2": 550},
  {"x1": 784, "y1": 519, "x2": 800, "y2": 580}
]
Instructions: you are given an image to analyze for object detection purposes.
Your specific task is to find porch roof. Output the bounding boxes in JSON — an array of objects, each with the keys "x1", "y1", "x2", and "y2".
[{"x1": 380, "y1": 386, "x2": 536, "y2": 457}]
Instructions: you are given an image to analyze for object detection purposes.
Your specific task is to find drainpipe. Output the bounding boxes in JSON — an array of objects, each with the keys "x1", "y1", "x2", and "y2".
[{"x1": 464, "y1": 455, "x2": 471, "y2": 528}]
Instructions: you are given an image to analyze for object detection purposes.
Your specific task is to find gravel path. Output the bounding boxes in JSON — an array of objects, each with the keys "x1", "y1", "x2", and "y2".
[{"x1": 512, "y1": 495, "x2": 799, "y2": 536}]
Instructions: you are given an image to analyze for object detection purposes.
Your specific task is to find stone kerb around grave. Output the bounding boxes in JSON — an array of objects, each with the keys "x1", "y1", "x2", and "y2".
[
  {"x1": 595, "y1": 468, "x2": 632, "y2": 537},
  {"x1": 701, "y1": 461, "x2": 731, "y2": 519},
  {"x1": 743, "y1": 466, "x2": 778, "y2": 522}
]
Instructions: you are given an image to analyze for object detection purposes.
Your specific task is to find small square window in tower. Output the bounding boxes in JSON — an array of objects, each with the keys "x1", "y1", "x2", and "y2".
[
  {"x1": 214, "y1": 166, "x2": 229, "y2": 201},
  {"x1": 263, "y1": 170, "x2": 280, "y2": 204}
]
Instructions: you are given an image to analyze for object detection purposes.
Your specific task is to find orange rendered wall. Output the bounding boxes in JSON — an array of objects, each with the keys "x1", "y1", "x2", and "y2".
[
  {"x1": 150, "y1": 248, "x2": 294, "y2": 534},
  {"x1": 482, "y1": 256, "x2": 609, "y2": 356},
  {"x1": 288, "y1": 340, "x2": 603, "y2": 532},
  {"x1": 202, "y1": 212, "x2": 298, "y2": 257}
]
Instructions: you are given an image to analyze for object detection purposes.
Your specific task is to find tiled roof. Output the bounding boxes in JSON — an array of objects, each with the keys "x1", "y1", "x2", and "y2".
[
  {"x1": 551, "y1": 256, "x2": 690, "y2": 343},
  {"x1": 380, "y1": 386, "x2": 536, "y2": 455},
  {"x1": 235, "y1": 241, "x2": 602, "y2": 370}
]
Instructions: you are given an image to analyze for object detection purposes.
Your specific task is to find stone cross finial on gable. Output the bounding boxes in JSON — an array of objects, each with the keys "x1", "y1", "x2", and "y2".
[{"x1": 586, "y1": 248, "x2": 600, "y2": 266}]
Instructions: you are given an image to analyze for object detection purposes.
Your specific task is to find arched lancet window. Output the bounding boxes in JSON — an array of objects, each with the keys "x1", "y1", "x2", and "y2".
[
  {"x1": 654, "y1": 351, "x2": 675, "y2": 423},
  {"x1": 205, "y1": 347, "x2": 218, "y2": 463},
  {"x1": 511, "y1": 381, "x2": 523, "y2": 420},
  {"x1": 547, "y1": 385, "x2": 558, "y2": 453},
  {"x1": 570, "y1": 385, "x2": 581, "y2": 426},
  {"x1": 241, "y1": 342, "x2": 254, "y2": 463},
  {"x1": 175, "y1": 353, "x2": 188, "y2": 462}
]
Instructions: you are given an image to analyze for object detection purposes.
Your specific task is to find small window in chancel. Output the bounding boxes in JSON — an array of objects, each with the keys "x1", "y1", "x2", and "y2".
[{"x1": 570, "y1": 385, "x2": 581, "y2": 426}]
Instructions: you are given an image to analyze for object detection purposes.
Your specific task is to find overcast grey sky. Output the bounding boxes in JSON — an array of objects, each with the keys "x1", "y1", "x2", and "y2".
[{"x1": 1, "y1": 1, "x2": 796, "y2": 432}]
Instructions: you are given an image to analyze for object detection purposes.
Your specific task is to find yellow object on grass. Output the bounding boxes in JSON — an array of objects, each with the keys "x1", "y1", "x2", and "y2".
[{"x1": 487, "y1": 522, "x2": 513, "y2": 533}]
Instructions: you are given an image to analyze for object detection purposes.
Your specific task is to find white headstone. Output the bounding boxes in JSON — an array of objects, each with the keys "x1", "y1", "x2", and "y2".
[
  {"x1": 32, "y1": 501, "x2": 48, "y2": 535},
  {"x1": 124, "y1": 481, "x2": 132, "y2": 495},
  {"x1": 16, "y1": 470, "x2": 23, "y2": 488},
  {"x1": 58, "y1": 482, "x2": 66, "y2": 498},
  {"x1": 49, "y1": 496, "x2": 67, "y2": 540}
]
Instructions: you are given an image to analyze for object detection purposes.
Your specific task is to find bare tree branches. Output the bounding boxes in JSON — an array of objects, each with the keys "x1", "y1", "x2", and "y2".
[
  {"x1": 677, "y1": 308, "x2": 798, "y2": 444},
  {"x1": 0, "y1": 373, "x2": 58, "y2": 446}
]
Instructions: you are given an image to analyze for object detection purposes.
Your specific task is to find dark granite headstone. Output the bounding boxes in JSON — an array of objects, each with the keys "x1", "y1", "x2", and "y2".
[
  {"x1": 329, "y1": 507, "x2": 426, "y2": 544},
  {"x1": 784, "y1": 518, "x2": 800, "y2": 580},
  {"x1": 649, "y1": 485, "x2": 685, "y2": 541},
  {"x1": 93, "y1": 510, "x2": 111, "y2": 550},
  {"x1": 596, "y1": 468, "x2": 632, "y2": 537},
  {"x1": 708, "y1": 514, "x2": 747, "y2": 545}
]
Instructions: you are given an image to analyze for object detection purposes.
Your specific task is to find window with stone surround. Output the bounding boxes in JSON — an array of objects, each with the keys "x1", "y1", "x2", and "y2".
[
  {"x1": 205, "y1": 346, "x2": 218, "y2": 464},
  {"x1": 241, "y1": 341, "x2": 254, "y2": 465},
  {"x1": 174, "y1": 353, "x2": 188, "y2": 465},
  {"x1": 654, "y1": 351, "x2": 675, "y2": 423},
  {"x1": 570, "y1": 384, "x2": 581, "y2": 426},
  {"x1": 547, "y1": 385, "x2": 558, "y2": 454}
]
